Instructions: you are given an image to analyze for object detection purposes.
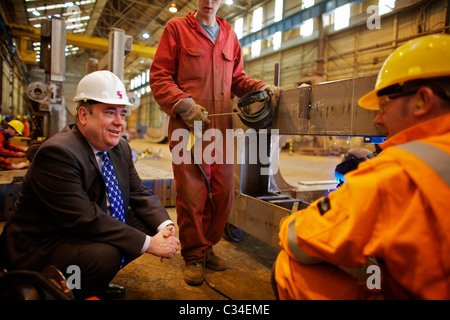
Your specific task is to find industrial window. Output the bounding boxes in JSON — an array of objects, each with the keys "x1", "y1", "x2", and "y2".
[
  {"x1": 273, "y1": 32, "x2": 282, "y2": 50},
  {"x1": 300, "y1": 19, "x2": 313, "y2": 37},
  {"x1": 273, "y1": 0, "x2": 283, "y2": 50},
  {"x1": 136, "y1": 74, "x2": 141, "y2": 87},
  {"x1": 253, "y1": 7, "x2": 263, "y2": 31},
  {"x1": 251, "y1": 40, "x2": 262, "y2": 57},
  {"x1": 322, "y1": 13, "x2": 331, "y2": 27},
  {"x1": 334, "y1": 3, "x2": 350, "y2": 31},
  {"x1": 300, "y1": 0, "x2": 314, "y2": 37},
  {"x1": 379, "y1": 0, "x2": 395, "y2": 15},
  {"x1": 251, "y1": 7, "x2": 263, "y2": 57},
  {"x1": 274, "y1": 0, "x2": 283, "y2": 22},
  {"x1": 235, "y1": 17, "x2": 244, "y2": 39},
  {"x1": 302, "y1": 0, "x2": 315, "y2": 8}
]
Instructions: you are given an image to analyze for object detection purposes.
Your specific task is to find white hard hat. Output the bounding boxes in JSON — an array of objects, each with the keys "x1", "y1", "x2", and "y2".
[{"x1": 73, "y1": 70, "x2": 133, "y2": 107}]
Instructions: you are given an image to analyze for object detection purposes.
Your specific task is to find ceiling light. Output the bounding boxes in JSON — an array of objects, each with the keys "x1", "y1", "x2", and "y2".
[
  {"x1": 142, "y1": 32, "x2": 150, "y2": 39},
  {"x1": 32, "y1": 10, "x2": 40, "y2": 16},
  {"x1": 225, "y1": 0, "x2": 233, "y2": 4},
  {"x1": 169, "y1": 2, "x2": 177, "y2": 13}
]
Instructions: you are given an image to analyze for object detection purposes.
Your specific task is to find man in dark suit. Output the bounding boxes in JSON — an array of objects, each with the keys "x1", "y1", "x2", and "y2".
[{"x1": 0, "y1": 70, "x2": 179, "y2": 299}]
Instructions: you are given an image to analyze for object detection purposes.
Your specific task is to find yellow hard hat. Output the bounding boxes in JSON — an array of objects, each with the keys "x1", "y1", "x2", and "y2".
[
  {"x1": 359, "y1": 34, "x2": 450, "y2": 110},
  {"x1": 8, "y1": 120, "x2": 24, "y2": 135}
]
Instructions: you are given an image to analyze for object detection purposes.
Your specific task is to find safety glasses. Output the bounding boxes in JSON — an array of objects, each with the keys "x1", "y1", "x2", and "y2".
[
  {"x1": 377, "y1": 89, "x2": 418, "y2": 113},
  {"x1": 377, "y1": 82, "x2": 450, "y2": 113}
]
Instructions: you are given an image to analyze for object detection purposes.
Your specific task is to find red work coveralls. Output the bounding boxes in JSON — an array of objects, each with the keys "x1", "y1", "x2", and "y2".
[
  {"x1": 150, "y1": 12, "x2": 266, "y2": 264},
  {"x1": 0, "y1": 129, "x2": 25, "y2": 169},
  {"x1": 275, "y1": 113, "x2": 450, "y2": 299}
]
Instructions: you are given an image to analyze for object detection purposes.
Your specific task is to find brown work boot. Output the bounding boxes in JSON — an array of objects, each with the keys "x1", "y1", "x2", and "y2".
[
  {"x1": 205, "y1": 252, "x2": 226, "y2": 271},
  {"x1": 183, "y1": 262, "x2": 204, "y2": 285}
]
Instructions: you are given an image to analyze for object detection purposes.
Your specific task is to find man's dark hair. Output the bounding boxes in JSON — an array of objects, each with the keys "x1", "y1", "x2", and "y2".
[{"x1": 75, "y1": 100, "x2": 98, "y2": 122}]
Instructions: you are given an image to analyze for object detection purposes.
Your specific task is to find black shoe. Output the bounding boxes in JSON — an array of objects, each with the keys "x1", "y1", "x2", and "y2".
[{"x1": 99, "y1": 283, "x2": 126, "y2": 299}]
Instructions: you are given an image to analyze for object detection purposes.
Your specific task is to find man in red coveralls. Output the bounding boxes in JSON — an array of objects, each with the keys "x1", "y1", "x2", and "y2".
[
  {"x1": 150, "y1": 0, "x2": 282, "y2": 285},
  {"x1": 0, "y1": 120, "x2": 28, "y2": 170}
]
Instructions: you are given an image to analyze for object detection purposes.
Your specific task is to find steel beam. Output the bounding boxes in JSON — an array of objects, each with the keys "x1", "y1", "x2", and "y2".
[
  {"x1": 233, "y1": 74, "x2": 381, "y2": 136},
  {"x1": 229, "y1": 75, "x2": 383, "y2": 247},
  {"x1": 8, "y1": 24, "x2": 157, "y2": 58}
]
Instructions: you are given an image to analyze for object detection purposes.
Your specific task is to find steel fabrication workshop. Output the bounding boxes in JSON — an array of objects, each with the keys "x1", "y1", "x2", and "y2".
[{"x1": 0, "y1": 0, "x2": 449, "y2": 307}]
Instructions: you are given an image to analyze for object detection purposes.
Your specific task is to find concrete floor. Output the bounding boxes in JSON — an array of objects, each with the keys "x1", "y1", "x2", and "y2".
[
  {"x1": 112, "y1": 206, "x2": 279, "y2": 300},
  {"x1": 0, "y1": 135, "x2": 346, "y2": 301},
  {"x1": 112, "y1": 138, "x2": 282, "y2": 300},
  {"x1": 110, "y1": 137, "x2": 342, "y2": 301}
]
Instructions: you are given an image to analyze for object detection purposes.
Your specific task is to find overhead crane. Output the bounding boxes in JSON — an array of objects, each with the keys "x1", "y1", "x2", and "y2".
[{"x1": 7, "y1": 23, "x2": 157, "y2": 65}]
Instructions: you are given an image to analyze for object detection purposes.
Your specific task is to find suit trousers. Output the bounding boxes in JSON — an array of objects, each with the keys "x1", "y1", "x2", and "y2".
[
  {"x1": 47, "y1": 236, "x2": 122, "y2": 299},
  {"x1": 1, "y1": 208, "x2": 151, "y2": 299}
]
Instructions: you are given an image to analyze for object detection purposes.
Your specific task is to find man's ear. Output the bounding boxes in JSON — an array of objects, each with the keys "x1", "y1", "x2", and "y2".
[
  {"x1": 77, "y1": 106, "x2": 88, "y2": 125},
  {"x1": 413, "y1": 87, "x2": 434, "y2": 117}
]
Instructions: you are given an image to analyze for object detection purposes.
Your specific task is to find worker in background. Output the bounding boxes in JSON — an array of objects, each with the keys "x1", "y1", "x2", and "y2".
[
  {"x1": 273, "y1": 34, "x2": 450, "y2": 300},
  {"x1": 1, "y1": 115, "x2": 7, "y2": 126},
  {"x1": 21, "y1": 115, "x2": 31, "y2": 137},
  {"x1": 0, "y1": 71, "x2": 179, "y2": 299},
  {"x1": 0, "y1": 120, "x2": 28, "y2": 170},
  {"x1": 150, "y1": 0, "x2": 282, "y2": 285}
]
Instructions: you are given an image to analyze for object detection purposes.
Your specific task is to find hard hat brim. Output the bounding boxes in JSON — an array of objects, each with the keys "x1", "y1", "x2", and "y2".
[
  {"x1": 72, "y1": 97, "x2": 134, "y2": 107},
  {"x1": 358, "y1": 89, "x2": 379, "y2": 110}
]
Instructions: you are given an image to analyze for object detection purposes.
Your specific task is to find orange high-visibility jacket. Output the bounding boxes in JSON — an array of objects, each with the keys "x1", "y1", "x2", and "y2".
[{"x1": 275, "y1": 113, "x2": 450, "y2": 299}]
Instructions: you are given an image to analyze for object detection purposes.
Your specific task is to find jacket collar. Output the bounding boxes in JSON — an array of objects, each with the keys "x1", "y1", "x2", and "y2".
[
  {"x1": 68, "y1": 123, "x2": 126, "y2": 183},
  {"x1": 381, "y1": 113, "x2": 450, "y2": 150},
  {"x1": 67, "y1": 123, "x2": 102, "y2": 171},
  {"x1": 185, "y1": 11, "x2": 231, "y2": 32}
]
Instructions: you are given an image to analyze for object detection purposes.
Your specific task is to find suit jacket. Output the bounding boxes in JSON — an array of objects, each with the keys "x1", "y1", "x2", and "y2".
[{"x1": 1, "y1": 123, "x2": 171, "y2": 270}]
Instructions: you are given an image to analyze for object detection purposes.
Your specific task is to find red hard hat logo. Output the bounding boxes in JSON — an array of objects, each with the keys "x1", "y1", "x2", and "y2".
[{"x1": 117, "y1": 91, "x2": 122, "y2": 99}]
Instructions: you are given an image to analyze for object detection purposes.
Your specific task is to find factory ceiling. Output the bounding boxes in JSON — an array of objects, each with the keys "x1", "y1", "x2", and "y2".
[{"x1": 1, "y1": 0, "x2": 267, "y2": 82}]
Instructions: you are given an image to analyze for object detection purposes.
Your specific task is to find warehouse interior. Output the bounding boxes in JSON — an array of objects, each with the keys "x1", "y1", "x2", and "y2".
[{"x1": 0, "y1": 0, "x2": 449, "y2": 301}]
